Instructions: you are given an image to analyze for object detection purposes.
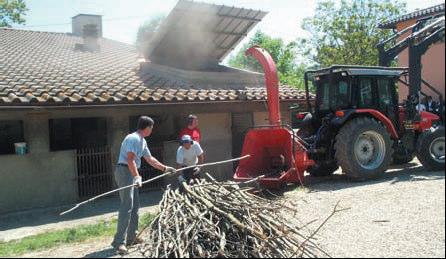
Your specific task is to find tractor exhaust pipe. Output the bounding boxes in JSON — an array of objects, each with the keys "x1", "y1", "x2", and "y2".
[{"x1": 245, "y1": 46, "x2": 281, "y2": 127}]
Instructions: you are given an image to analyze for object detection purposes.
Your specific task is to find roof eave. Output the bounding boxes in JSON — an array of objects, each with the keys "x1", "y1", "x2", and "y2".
[
  {"x1": 378, "y1": 3, "x2": 445, "y2": 30},
  {"x1": 0, "y1": 98, "x2": 308, "y2": 110}
]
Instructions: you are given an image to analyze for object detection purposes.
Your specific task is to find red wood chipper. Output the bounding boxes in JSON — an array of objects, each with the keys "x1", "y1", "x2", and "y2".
[{"x1": 233, "y1": 46, "x2": 315, "y2": 188}]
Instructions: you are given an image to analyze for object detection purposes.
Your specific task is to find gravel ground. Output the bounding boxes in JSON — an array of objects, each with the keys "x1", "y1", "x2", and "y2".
[
  {"x1": 19, "y1": 160, "x2": 445, "y2": 258},
  {"x1": 285, "y1": 161, "x2": 445, "y2": 258}
]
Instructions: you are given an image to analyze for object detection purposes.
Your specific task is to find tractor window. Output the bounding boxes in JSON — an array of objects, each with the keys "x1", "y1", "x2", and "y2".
[
  {"x1": 377, "y1": 79, "x2": 394, "y2": 108},
  {"x1": 332, "y1": 81, "x2": 350, "y2": 109},
  {"x1": 359, "y1": 79, "x2": 374, "y2": 108},
  {"x1": 318, "y1": 82, "x2": 330, "y2": 110}
]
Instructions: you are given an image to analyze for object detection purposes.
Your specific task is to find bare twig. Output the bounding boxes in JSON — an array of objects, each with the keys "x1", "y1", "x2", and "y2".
[{"x1": 138, "y1": 179, "x2": 332, "y2": 258}]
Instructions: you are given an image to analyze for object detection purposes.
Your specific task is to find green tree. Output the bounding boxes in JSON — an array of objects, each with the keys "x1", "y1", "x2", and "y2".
[
  {"x1": 0, "y1": 0, "x2": 28, "y2": 27},
  {"x1": 228, "y1": 31, "x2": 305, "y2": 88},
  {"x1": 297, "y1": 0, "x2": 406, "y2": 67},
  {"x1": 135, "y1": 15, "x2": 165, "y2": 52}
]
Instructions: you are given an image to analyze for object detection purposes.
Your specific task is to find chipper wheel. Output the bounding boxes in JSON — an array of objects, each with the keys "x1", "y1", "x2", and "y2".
[
  {"x1": 416, "y1": 126, "x2": 445, "y2": 171},
  {"x1": 334, "y1": 117, "x2": 393, "y2": 181}
]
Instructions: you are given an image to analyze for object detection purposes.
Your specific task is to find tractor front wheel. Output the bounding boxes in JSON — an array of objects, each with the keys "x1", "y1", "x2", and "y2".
[
  {"x1": 416, "y1": 127, "x2": 445, "y2": 171},
  {"x1": 335, "y1": 117, "x2": 393, "y2": 181}
]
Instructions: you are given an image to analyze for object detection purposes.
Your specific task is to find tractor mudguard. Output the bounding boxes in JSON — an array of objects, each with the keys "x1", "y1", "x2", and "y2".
[
  {"x1": 330, "y1": 110, "x2": 357, "y2": 126},
  {"x1": 330, "y1": 109, "x2": 399, "y2": 139},
  {"x1": 415, "y1": 111, "x2": 441, "y2": 132}
]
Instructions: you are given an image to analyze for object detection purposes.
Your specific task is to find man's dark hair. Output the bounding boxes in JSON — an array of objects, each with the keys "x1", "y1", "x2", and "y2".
[
  {"x1": 137, "y1": 116, "x2": 154, "y2": 130},
  {"x1": 187, "y1": 114, "x2": 198, "y2": 125}
]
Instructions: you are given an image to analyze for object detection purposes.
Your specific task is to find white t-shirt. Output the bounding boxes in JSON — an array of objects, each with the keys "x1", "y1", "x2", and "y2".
[
  {"x1": 176, "y1": 142, "x2": 204, "y2": 166},
  {"x1": 416, "y1": 103, "x2": 426, "y2": 112}
]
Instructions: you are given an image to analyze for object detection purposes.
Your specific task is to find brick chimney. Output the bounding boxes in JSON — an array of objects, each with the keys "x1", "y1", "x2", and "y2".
[
  {"x1": 72, "y1": 14, "x2": 102, "y2": 52},
  {"x1": 72, "y1": 14, "x2": 102, "y2": 37},
  {"x1": 82, "y1": 24, "x2": 100, "y2": 51}
]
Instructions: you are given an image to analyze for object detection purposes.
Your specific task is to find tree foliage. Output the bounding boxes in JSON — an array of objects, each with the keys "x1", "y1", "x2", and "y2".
[
  {"x1": 297, "y1": 0, "x2": 406, "y2": 67},
  {"x1": 0, "y1": 0, "x2": 28, "y2": 27},
  {"x1": 228, "y1": 31, "x2": 305, "y2": 88}
]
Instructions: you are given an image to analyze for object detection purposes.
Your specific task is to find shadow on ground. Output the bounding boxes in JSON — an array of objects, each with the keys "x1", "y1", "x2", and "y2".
[
  {"x1": 265, "y1": 161, "x2": 444, "y2": 196},
  {"x1": 305, "y1": 163, "x2": 444, "y2": 192},
  {"x1": 0, "y1": 190, "x2": 162, "y2": 233},
  {"x1": 84, "y1": 247, "x2": 117, "y2": 258}
]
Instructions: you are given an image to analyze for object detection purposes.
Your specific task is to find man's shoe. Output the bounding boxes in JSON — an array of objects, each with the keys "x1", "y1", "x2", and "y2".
[
  {"x1": 126, "y1": 236, "x2": 144, "y2": 246},
  {"x1": 115, "y1": 244, "x2": 128, "y2": 255}
]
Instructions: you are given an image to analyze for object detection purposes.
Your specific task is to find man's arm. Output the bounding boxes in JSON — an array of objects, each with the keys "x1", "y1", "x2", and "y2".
[
  {"x1": 198, "y1": 128, "x2": 201, "y2": 142},
  {"x1": 198, "y1": 153, "x2": 205, "y2": 164},
  {"x1": 144, "y1": 155, "x2": 167, "y2": 172},
  {"x1": 176, "y1": 147, "x2": 184, "y2": 169},
  {"x1": 127, "y1": 152, "x2": 139, "y2": 177},
  {"x1": 194, "y1": 143, "x2": 205, "y2": 165}
]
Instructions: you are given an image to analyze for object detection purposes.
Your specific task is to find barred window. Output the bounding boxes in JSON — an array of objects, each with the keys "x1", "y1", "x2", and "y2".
[{"x1": 0, "y1": 120, "x2": 25, "y2": 155}]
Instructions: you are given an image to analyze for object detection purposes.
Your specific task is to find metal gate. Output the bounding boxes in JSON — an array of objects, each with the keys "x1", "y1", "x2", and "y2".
[
  {"x1": 139, "y1": 146, "x2": 165, "y2": 191},
  {"x1": 76, "y1": 146, "x2": 113, "y2": 199}
]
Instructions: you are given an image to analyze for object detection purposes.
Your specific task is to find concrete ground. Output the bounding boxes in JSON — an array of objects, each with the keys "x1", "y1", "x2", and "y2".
[
  {"x1": 0, "y1": 191, "x2": 162, "y2": 243},
  {"x1": 3, "y1": 159, "x2": 445, "y2": 258}
]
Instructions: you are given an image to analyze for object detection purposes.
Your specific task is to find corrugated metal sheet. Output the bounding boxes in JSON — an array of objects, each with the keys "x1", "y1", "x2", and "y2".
[{"x1": 145, "y1": 0, "x2": 268, "y2": 70}]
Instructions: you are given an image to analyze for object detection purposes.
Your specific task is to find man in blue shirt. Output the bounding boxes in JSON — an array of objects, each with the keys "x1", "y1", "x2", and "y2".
[{"x1": 112, "y1": 116, "x2": 176, "y2": 254}]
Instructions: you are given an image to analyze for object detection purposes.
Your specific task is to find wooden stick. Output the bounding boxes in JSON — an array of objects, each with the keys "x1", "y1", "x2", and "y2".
[{"x1": 60, "y1": 155, "x2": 250, "y2": 216}]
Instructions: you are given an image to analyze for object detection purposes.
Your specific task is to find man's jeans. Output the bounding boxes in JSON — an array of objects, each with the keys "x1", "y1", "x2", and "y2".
[{"x1": 112, "y1": 165, "x2": 140, "y2": 247}]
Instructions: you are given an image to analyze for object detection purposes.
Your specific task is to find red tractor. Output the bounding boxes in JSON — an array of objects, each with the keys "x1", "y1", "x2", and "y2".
[
  {"x1": 298, "y1": 65, "x2": 444, "y2": 181},
  {"x1": 297, "y1": 15, "x2": 445, "y2": 180},
  {"x1": 234, "y1": 45, "x2": 444, "y2": 186}
]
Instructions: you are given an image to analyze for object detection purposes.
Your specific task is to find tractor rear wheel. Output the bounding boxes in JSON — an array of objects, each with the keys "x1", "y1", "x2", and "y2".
[
  {"x1": 308, "y1": 161, "x2": 339, "y2": 177},
  {"x1": 335, "y1": 117, "x2": 393, "y2": 181},
  {"x1": 416, "y1": 126, "x2": 445, "y2": 171}
]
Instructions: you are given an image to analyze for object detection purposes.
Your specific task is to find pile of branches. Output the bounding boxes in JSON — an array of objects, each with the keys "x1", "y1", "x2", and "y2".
[{"x1": 138, "y1": 176, "x2": 333, "y2": 258}]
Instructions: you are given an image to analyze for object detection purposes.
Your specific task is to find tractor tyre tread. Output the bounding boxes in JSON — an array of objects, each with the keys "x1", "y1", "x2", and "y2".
[
  {"x1": 334, "y1": 117, "x2": 393, "y2": 181},
  {"x1": 416, "y1": 126, "x2": 445, "y2": 171}
]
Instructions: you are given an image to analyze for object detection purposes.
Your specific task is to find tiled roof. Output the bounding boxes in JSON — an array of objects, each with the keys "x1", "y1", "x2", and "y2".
[
  {"x1": 379, "y1": 3, "x2": 445, "y2": 29},
  {"x1": 0, "y1": 28, "x2": 309, "y2": 106}
]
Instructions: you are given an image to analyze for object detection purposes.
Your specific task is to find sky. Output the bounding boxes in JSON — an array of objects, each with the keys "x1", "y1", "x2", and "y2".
[{"x1": 13, "y1": 0, "x2": 444, "y2": 62}]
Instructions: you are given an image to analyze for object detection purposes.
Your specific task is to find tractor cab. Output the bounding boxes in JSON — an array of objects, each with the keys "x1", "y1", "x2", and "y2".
[{"x1": 304, "y1": 66, "x2": 405, "y2": 132}]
